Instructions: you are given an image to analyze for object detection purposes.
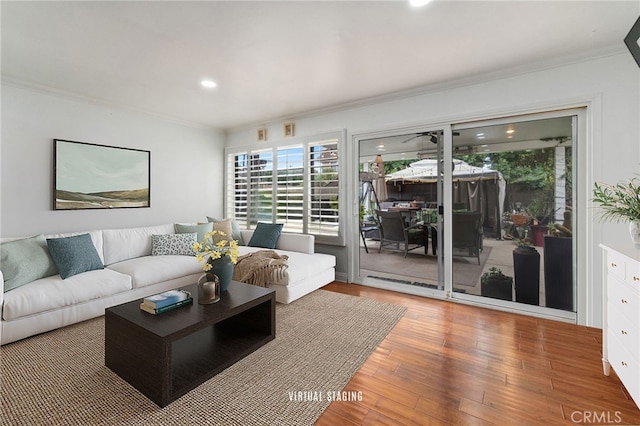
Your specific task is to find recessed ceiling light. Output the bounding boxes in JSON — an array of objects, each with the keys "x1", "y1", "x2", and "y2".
[
  {"x1": 377, "y1": 144, "x2": 385, "y2": 148},
  {"x1": 481, "y1": 144, "x2": 488, "y2": 148},
  {"x1": 476, "y1": 133, "x2": 485, "y2": 137},
  {"x1": 201, "y1": 80, "x2": 217, "y2": 89},
  {"x1": 409, "y1": 0, "x2": 431, "y2": 7},
  {"x1": 506, "y1": 129, "x2": 515, "y2": 134}
]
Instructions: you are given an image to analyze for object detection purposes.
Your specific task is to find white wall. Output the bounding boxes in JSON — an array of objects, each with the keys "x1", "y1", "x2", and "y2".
[
  {"x1": 1, "y1": 84, "x2": 225, "y2": 237},
  {"x1": 226, "y1": 52, "x2": 640, "y2": 327}
]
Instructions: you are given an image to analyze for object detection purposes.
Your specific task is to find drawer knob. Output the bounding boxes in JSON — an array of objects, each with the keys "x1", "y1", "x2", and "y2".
[
  {"x1": 621, "y1": 299, "x2": 628, "y2": 304},
  {"x1": 611, "y1": 262, "x2": 617, "y2": 267},
  {"x1": 622, "y1": 330, "x2": 628, "y2": 335},
  {"x1": 622, "y1": 361, "x2": 628, "y2": 367},
  {"x1": 634, "y1": 276, "x2": 640, "y2": 281}
]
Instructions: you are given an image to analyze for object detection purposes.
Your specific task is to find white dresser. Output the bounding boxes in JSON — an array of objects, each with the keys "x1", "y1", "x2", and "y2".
[{"x1": 601, "y1": 244, "x2": 640, "y2": 408}]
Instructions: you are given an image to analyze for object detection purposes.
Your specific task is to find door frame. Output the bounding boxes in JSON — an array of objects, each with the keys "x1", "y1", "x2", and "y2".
[{"x1": 348, "y1": 103, "x2": 592, "y2": 324}]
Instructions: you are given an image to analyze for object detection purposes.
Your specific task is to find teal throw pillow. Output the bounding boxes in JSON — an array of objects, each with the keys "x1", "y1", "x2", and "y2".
[
  {"x1": 248, "y1": 223, "x2": 283, "y2": 249},
  {"x1": 1, "y1": 234, "x2": 59, "y2": 292},
  {"x1": 207, "y1": 217, "x2": 244, "y2": 245},
  {"x1": 46, "y1": 234, "x2": 104, "y2": 279},
  {"x1": 152, "y1": 233, "x2": 197, "y2": 256},
  {"x1": 175, "y1": 223, "x2": 213, "y2": 243}
]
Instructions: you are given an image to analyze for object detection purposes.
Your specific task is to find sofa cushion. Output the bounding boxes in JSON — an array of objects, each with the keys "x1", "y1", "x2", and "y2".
[
  {"x1": 208, "y1": 217, "x2": 244, "y2": 245},
  {"x1": 151, "y1": 233, "x2": 197, "y2": 256},
  {"x1": 2, "y1": 268, "x2": 132, "y2": 321},
  {"x1": 46, "y1": 234, "x2": 104, "y2": 279},
  {"x1": 212, "y1": 219, "x2": 235, "y2": 243},
  {"x1": 1, "y1": 234, "x2": 59, "y2": 292},
  {"x1": 102, "y1": 224, "x2": 174, "y2": 265},
  {"x1": 248, "y1": 223, "x2": 283, "y2": 249},
  {"x1": 237, "y1": 246, "x2": 335, "y2": 286},
  {"x1": 175, "y1": 222, "x2": 213, "y2": 242},
  {"x1": 107, "y1": 255, "x2": 202, "y2": 288},
  {"x1": 45, "y1": 230, "x2": 104, "y2": 264}
]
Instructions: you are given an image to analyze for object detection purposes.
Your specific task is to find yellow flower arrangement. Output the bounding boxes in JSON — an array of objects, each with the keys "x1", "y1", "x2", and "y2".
[{"x1": 192, "y1": 230, "x2": 239, "y2": 271}]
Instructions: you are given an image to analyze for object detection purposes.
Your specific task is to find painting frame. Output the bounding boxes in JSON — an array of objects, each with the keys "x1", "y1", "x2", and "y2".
[
  {"x1": 53, "y1": 139, "x2": 151, "y2": 210},
  {"x1": 284, "y1": 122, "x2": 295, "y2": 137},
  {"x1": 625, "y1": 15, "x2": 640, "y2": 69}
]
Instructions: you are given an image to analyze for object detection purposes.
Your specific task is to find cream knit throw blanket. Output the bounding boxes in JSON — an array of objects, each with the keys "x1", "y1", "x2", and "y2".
[{"x1": 232, "y1": 250, "x2": 289, "y2": 287}]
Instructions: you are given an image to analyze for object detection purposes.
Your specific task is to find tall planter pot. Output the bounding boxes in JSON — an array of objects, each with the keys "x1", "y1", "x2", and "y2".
[
  {"x1": 543, "y1": 235, "x2": 573, "y2": 311},
  {"x1": 531, "y1": 225, "x2": 547, "y2": 247},
  {"x1": 513, "y1": 246, "x2": 540, "y2": 306}
]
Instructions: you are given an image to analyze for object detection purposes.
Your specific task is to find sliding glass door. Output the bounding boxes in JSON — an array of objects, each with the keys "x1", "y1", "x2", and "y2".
[
  {"x1": 449, "y1": 112, "x2": 579, "y2": 319},
  {"x1": 354, "y1": 108, "x2": 584, "y2": 321},
  {"x1": 357, "y1": 127, "x2": 446, "y2": 295}
]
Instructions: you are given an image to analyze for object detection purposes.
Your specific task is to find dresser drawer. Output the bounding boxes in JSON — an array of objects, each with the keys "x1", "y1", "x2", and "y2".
[
  {"x1": 627, "y1": 259, "x2": 640, "y2": 287},
  {"x1": 608, "y1": 305, "x2": 639, "y2": 355},
  {"x1": 609, "y1": 335, "x2": 640, "y2": 406},
  {"x1": 608, "y1": 276, "x2": 640, "y2": 324},
  {"x1": 607, "y1": 250, "x2": 627, "y2": 281}
]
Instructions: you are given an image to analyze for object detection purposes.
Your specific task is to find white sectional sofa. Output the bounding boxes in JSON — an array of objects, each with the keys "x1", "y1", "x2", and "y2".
[{"x1": 0, "y1": 223, "x2": 336, "y2": 345}]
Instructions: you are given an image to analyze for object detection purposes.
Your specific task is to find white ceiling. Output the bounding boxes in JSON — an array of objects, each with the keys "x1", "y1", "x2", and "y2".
[{"x1": 2, "y1": 1, "x2": 638, "y2": 131}]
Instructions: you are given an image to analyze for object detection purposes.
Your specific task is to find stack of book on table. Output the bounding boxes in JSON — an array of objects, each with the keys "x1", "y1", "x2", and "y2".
[{"x1": 140, "y1": 289, "x2": 193, "y2": 314}]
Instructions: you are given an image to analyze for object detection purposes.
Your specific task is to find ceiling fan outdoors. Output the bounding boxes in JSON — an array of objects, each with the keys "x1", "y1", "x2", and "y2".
[{"x1": 400, "y1": 131, "x2": 459, "y2": 144}]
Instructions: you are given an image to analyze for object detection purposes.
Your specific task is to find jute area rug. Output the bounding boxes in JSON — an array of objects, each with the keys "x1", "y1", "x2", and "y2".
[{"x1": 1, "y1": 289, "x2": 406, "y2": 426}]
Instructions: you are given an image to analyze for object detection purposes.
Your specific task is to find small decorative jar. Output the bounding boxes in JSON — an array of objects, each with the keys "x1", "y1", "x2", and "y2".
[{"x1": 197, "y1": 272, "x2": 220, "y2": 304}]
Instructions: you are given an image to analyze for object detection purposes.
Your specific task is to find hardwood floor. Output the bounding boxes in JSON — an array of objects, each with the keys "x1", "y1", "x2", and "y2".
[{"x1": 316, "y1": 282, "x2": 640, "y2": 425}]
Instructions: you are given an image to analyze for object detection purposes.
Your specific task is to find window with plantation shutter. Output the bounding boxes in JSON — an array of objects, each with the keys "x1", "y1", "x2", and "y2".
[
  {"x1": 276, "y1": 145, "x2": 304, "y2": 233},
  {"x1": 225, "y1": 131, "x2": 343, "y2": 245},
  {"x1": 308, "y1": 140, "x2": 339, "y2": 237}
]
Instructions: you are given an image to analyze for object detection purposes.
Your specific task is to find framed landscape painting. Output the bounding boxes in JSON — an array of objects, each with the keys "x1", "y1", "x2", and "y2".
[{"x1": 54, "y1": 139, "x2": 150, "y2": 210}]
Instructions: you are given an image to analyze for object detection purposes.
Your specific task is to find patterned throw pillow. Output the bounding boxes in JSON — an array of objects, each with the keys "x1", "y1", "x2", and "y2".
[{"x1": 151, "y1": 233, "x2": 197, "y2": 256}]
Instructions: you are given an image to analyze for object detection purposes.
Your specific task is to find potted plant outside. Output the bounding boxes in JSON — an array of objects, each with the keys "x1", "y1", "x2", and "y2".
[
  {"x1": 513, "y1": 241, "x2": 540, "y2": 306},
  {"x1": 527, "y1": 194, "x2": 559, "y2": 247},
  {"x1": 593, "y1": 177, "x2": 640, "y2": 247},
  {"x1": 481, "y1": 267, "x2": 513, "y2": 301}
]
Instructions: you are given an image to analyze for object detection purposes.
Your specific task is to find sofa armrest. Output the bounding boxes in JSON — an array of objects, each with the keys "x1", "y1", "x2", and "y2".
[
  {"x1": 0, "y1": 269, "x2": 4, "y2": 311},
  {"x1": 240, "y1": 230, "x2": 315, "y2": 255}
]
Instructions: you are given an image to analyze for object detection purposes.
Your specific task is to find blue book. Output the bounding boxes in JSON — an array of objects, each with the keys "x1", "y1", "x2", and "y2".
[
  {"x1": 140, "y1": 297, "x2": 193, "y2": 315},
  {"x1": 143, "y1": 289, "x2": 191, "y2": 309}
]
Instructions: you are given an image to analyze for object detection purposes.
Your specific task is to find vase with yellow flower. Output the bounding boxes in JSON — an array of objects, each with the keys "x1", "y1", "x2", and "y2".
[{"x1": 193, "y1": 230, "x2": 239, "y2": 293}]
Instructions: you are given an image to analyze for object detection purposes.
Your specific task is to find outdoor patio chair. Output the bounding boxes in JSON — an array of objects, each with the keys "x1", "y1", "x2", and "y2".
[
  {"x1": 452, "y1": 211, "x2": 483, "y2": 264},
  {"x1": 376, "y1": 210, "x2": 427, "y2": 257}
]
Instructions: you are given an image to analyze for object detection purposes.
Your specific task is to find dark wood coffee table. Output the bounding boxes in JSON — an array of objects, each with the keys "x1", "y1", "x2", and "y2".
[{"x1": 105, "y1": 281, "x2": 275, "y2": 407}]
